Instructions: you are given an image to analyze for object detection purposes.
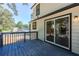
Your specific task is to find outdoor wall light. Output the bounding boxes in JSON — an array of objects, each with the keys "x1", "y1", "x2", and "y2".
[{"x1": 74, "y1": 16, "x2": 78, "y2": 21}]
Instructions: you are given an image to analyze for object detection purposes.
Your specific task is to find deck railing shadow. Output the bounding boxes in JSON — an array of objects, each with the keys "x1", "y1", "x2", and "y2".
[{"x1": 0, "y1": 31, "x2": 38, "y2": 47}]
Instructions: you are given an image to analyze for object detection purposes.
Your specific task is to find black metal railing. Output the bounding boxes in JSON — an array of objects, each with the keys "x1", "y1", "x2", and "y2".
[{"x1": 0, "y1": 31, "x2": 38, "y2": 46}]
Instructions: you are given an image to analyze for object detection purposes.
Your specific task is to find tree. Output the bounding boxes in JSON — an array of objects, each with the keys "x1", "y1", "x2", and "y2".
[
  {"x1": 0, "y1": 3, "x2": 28, "y2": 16},
  {"x1": 16, "y1": 21, "x2": 23, "y2": 29},
  {"x1": 0, "y1": 3, "x2": 28, "y2": 32},
  {"x1": 16, "y1": 21, "x2": 29, "y2": 30},
  {"x1": 0, "y1": 5, "x2": 15, "y2": 32},
  {"x1": 23, "y1": 24, "x2": 29, "y2": 30}
]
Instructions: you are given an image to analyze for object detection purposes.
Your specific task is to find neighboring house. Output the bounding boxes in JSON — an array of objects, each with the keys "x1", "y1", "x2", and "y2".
[
  {"x1": 12, "y1": 27, "x2": 29, "y2": 32},
  {"x1": 30, "y1": 3, "x2": 79, "y2": 54}
]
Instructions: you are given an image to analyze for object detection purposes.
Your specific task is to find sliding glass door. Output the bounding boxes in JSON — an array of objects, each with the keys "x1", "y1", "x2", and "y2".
[{"x1": 45, "y1": 15, "x2": 70, "y2": 49}]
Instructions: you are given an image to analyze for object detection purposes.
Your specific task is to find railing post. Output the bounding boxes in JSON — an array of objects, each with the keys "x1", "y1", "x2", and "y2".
[
  {"x1": 0, "y1": 33, "x2": 3, "y2": 47},
  {"x1": 29, "y1": 31, "x2": 31, "y2": 40},
  {"x1": 24, "y1": 32, "x2": 26, "y2": 42},
  {"x1": 36, "y1": 32, "x2": 38, "y2": 39}
]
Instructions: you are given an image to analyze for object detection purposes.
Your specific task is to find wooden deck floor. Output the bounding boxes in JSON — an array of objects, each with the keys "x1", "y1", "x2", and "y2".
[{"x1": 0, "y1": 39, "x2": 78, "y2": 56}]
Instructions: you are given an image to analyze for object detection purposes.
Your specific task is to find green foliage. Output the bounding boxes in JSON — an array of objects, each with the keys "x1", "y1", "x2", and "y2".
[
  {"x1": 16, "y1": 21, "x2": 29, "y2": 30},
  {"x1": 0, "y1": 3, "x2": 28, "y2": 32},
  {"x1": 23, "y1": 24, "x2": 29, "y2": 29},
  {"x1": 16, "y1": 21, "x2": 23, "y2": 29},
  {"x1": 0, "y1": 5, "x2": 15, "y2": 32}
]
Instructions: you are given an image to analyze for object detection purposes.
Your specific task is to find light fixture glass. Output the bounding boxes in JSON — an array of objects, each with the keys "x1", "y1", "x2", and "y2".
[{"x1": 74, "y1": 16, "x2": 78, "y2": 21}]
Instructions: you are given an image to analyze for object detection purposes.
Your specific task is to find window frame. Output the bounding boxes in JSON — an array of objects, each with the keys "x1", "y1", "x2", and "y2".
[
  {"x1": 32, "y1": 21, "x2": 37, "y2": 30},
  {"x1": 36, "y1": 4, "x2": 40, "y2": 16}
]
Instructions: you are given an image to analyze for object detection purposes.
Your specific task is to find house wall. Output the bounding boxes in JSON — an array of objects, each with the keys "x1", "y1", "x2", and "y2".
[
  {"x1": 31, "y1": 4, "x2": 79, "y2": 54},
  {"x1": 32, "y1": 3, "x2": 72, "y2": 20}
]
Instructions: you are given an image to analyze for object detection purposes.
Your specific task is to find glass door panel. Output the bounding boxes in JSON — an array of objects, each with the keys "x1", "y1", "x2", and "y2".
[
  {"x1": 55, "y1": 17, "x2": 69, "y2": 48},
  {"x1": 46, "y1": 21, "x2": 54, "y2": 42}
]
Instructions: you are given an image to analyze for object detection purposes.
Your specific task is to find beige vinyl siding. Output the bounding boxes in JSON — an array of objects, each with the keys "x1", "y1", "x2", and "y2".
[
  {"x1": 37, "y1": 19, "x2": 44, "y2": 41},
  {"x1": 72, "y1": 15, "x2": 79, "y2": 54},
  {"x1": 39, "y1": 3, "x2": 72, "y2": 17}
]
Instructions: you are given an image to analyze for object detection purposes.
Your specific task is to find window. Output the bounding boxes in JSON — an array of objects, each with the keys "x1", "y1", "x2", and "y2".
[
  {"x1": 36, "y1": 4, "x2": 40, "y2": 16},
  {"x1": 32, "y1": 22, "x2": 37, "y2": 30}
]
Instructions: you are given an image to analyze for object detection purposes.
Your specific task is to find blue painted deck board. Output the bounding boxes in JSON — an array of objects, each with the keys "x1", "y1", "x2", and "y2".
[{"x1": 0, "y1": 39, "x2": 78, "y2": 56}]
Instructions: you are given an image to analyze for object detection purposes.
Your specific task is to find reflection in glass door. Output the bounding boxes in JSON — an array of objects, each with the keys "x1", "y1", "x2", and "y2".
[
  {"x1": 46, "y1": 21, "x2": 54, "y2": 42},
  {"x1": 55, "y1": 17, "x2": 70, "y2": 48}
]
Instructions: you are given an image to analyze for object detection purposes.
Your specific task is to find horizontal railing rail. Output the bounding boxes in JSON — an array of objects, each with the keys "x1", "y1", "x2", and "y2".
[{"x1": 0, "y1": 31, "x2": 38, "y2": 47}]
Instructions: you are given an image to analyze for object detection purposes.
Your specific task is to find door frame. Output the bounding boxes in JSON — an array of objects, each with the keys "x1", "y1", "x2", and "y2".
[{"x1": 44, "y1": 13, "x2": 72, "y2": 51}]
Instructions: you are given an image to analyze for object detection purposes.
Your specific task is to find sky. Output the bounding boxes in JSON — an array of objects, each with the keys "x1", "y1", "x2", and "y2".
[
  {"x1": 13, "y1": 3, "x2": 32, "y2": 24},
  {"x1": 4, "y1": 3, "x2": 32, "y2": 24}
]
